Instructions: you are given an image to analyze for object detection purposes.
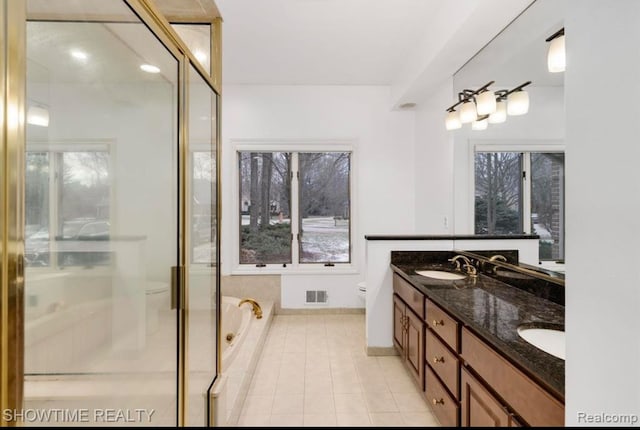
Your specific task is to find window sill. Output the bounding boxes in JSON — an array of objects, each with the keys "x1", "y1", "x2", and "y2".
[{"x1": 231, "y1": 265, "x2": 359, "y2": 276}]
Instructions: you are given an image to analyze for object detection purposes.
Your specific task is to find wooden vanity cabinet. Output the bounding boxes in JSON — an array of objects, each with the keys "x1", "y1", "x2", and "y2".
[
  {"x1": 461, "y1": 366, "x2": 511, "y2": 427},
  {"x1": 461, "y1": 327, "x2": 564, "y2": 427},
  {"x1": 391, "y1": 271, "x2": 564, "y2": 427},
  {"x1": 393, "y1": 275, "x2": 425, "y2": 390},
  {"x1": 425, "y1": 298, "x2": 462, "y2": 426}
]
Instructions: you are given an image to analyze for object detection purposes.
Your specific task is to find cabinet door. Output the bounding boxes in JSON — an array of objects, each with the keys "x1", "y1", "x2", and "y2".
[
  {"x1": 393, "y1": 294, "x2": 405, "y2": 354},
  {"x1": 405, "y1": 306, "x2": 425, "y2": 390},
  {"x1": 461, "y1": 367, "x2": 510, "y2": 427}
]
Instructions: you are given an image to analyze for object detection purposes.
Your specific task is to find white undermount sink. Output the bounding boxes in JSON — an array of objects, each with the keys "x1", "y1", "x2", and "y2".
[
  {"x1": 517, "y1": 326, "x2": 565, "y2": 360},
  {"x1": 415, "y1": 270, "x2": 466, "y2": 281}
]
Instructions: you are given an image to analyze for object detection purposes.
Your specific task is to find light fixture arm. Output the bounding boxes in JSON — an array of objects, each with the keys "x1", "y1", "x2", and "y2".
[
  {"x1": 445, "y1": 80, "x2": 495, "y2": 112},
  {"x1": 545, "y1": 27, "x2": 564, "y2": 42},
  {"x1": 504, "y1": 81, "x2": 532, "y2": 96}
]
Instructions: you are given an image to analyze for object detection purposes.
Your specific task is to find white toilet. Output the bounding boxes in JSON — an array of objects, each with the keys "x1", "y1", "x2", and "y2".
[
  {"x1": 357, "y1": 281, "x2": 367, "y2": 305},
  {"x1": 145, "y1": 281, "x2": 170, "y2": 334}
]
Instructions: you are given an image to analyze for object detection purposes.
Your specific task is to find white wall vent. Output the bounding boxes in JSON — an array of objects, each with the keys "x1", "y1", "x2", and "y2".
[{"x1": 305, "y1": 290, "x2": 328, "y2": 304}]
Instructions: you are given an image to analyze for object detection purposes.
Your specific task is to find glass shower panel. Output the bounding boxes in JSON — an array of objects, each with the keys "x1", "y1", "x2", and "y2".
[
  {"x1": 24, "y1": 1, "x2": 179, "y2": 426},
  {"x1": 172, "y1": 24, "x2": 211, "y2": 74},
  {"x1": 187, "y1": 63, "x2": 218, "y2": 426}
]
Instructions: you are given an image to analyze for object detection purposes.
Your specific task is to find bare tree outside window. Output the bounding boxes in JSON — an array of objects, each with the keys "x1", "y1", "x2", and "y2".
[
  {"x1": 58, "y1": 151, "x2": 111, "y2": 266},
  {"x1": 238, "y1": 150, "x2": 351, "y2": 266},
  {"x1": 239, "y1": 152, "x2": 292, "y2": 264},
  {"x1": 192, "y1": 151, "x2": 216, "y2": 264},
  {"x1": 25, "y1": 150, "x2": 112, "y2": 267},
  {"x1": 475, "y1": 151, "x2": 565, "y2": 262},
  {"x1": 299, "y1": 152, "x2": 350, "y2": 263},
  {"x1": 25, "y1": 152, "x2": 50, "y2": 266},
  {"x1": 531, "y1": 153, "x2": 565, "y2": 260},
  {"x1": 475, "y1": 152, "x2": 522, "y2": 234}
]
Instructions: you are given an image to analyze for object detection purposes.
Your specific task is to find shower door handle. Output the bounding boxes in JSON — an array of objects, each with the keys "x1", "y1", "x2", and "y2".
[{"x1": 171, "y1": 266, "x2": 185, "y2": 310}]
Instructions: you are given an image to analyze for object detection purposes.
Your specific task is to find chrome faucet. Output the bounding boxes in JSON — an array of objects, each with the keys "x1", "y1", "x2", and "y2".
[
  {"x1": 448, "y1": 255, "x2": 477, "y2": 277},
  {"x1": 238, "y1": 298, "x2": 263, "y2": 319}
]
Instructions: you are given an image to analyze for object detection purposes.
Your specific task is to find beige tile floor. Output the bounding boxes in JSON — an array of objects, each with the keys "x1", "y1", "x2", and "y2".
[{"x1": 237, "y1": 314, "x2": 440, "y2": 427}]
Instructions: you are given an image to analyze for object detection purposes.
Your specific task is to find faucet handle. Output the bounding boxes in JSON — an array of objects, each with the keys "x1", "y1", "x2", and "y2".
[
  {"x1": 447, "y1": 257, "x2": 461, "y2": 271},
  {"x1": 463, "y1": 263, "x2": 477, "y2": 276}
]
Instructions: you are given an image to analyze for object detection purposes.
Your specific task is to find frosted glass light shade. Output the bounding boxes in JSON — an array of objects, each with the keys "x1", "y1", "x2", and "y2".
[
  {"x1": 488, "y1": 100, "x2": 507, "y2": 124},
  {"x1": 471, "y1": 118, "x2": 488, "y2": 131},
  {"x1": 507, "y1": 91, "x2": 529, "y2": 116},
  {"x1": 476, "y1": 91, "x2": 497, "y2": 115},
  {"x1": 547, "y1": 35, "x2": 566, "y2": 73},
  {"x1": 27, "y1": 106, "x2": 49, "y2": 127},
  {"x1": 459, "y1": 100, "x2": 477, "y2": 123},
  {"x1": 445, "y1": 111, "x2": 461, "y2": 130}
]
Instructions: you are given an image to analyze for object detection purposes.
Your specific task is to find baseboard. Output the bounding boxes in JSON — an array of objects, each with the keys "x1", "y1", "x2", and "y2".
[
  {"x1": 366, "y1": 346, "x2": 399, "y2": 356},
  {"x1": 276, "y1": 307, "x2": 365, "y2": 315}
]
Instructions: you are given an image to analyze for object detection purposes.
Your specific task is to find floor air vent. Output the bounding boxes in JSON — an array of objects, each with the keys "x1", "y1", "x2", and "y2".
[{"x1": 306, "y1": 290, "x2": 328, "y2": 304}]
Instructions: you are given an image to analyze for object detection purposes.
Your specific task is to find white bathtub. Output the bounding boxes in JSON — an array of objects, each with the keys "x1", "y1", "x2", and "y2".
[
  {"x1": 221, "y1": 296, "x2": 253, "y2": 371},
  {"x1": 212, "y1": 296, "x2": 273, "y2": 426}
]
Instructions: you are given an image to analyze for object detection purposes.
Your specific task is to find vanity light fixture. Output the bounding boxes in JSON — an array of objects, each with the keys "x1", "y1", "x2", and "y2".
[
  {"x1": 476, "y1": 89, "x2": 497, "y2": 116},
  {"x1": 471, "y1": 116, "x2": 489, "y2": 131},
  {"x1": 459, "y1": 99, "x2": 477, "y2": 123},
  {"x1": 444, "y1": 80, "x2": 531, "y2": 130},
  {"x1": 444, "y1": 81, "x2": 494, "y2": 128},
  {"x1": 546, "y1": 28, "x2": 565, "y2": 73},
  {"x1": 445, "y1": 109, "x2": 462, "y2": 130},
  {"x1": 488, "y1": 95, "x2": 507, "y2": 124},
  {"x1": 506, "y1": 81, "x2": 531, "y2": 116}
]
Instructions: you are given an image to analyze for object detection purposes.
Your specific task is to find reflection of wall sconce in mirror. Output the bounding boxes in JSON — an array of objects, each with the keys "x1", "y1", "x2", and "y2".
[
  {"x1": 445, "y1": 81, "x2": 531, "y2": 131},
  {"x1": 506, "y1": 81, "x2": 531, "y2": 116},
  {"x1": 471, "y1": 117, "x2": 489, "y2": 130},
  {"x1": 27, "y1": 105, "x2": 49, "y2": 127},
  {"x1": 546, "y1": 28, "x2": 565, "y2": 73}
]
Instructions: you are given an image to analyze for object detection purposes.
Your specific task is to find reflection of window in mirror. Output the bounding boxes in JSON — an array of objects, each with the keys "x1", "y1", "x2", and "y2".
[{"x1": 453, "y1": 0, "x2": 566, "y2": 274}]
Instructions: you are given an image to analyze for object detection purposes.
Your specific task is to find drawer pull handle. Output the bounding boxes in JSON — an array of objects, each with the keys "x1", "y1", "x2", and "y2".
[
  {"x1": 433, "y1": 319, "x2": 444, "y2": 326},
  {"x1": 432, "y1": 398, "x2": 445, "y2": 405},
  {"x1": 433, "y1": 356, "x2": 445, "y2": 364}
]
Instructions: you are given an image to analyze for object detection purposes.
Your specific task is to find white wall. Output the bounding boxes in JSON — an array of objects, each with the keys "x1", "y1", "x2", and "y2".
[
  {"x1": 565, "y1": 0, "x2": 640, "y2": 424},
  {"x1": 414, "y1": 78, "x2": 455, "y2": 233},
  {"x1": 221, "y1": 85, "x2": 416, "y2": 308}
]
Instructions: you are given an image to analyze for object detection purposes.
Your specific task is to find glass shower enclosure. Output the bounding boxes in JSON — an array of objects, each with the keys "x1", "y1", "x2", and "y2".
[{"x1": 0, "y1": 0, "x2": 221, "y2": 427}]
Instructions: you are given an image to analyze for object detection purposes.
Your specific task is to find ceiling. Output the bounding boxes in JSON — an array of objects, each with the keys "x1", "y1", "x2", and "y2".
[{"x1": 216, "y1": 0, "x2": 442, "y2": 85}]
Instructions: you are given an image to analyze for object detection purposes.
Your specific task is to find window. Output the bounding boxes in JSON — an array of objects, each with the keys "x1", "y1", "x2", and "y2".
[
  {"x1": 25, "y1": 147, "x2": 111, "y2": 267},
  {"x1": 238, "y1": 150, "x2": 351, "y2": 267},
  {"x1": 474, "y1": 151, "x2": 565, "y2": 261}
]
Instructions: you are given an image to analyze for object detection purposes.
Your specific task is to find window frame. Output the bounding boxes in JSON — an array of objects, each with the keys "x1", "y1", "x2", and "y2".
[
  {"x1": 232, "y1": 140, "x2": 357, "y2": 275},
  {"x1": 470, "y1": 140, "x2": 565, "y2": 261},
  {"x1": 25, "y1": 140, "x2": 115, "y2": 272}
]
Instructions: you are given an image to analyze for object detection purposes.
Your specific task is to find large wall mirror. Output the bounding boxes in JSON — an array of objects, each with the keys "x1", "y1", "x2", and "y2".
[{"x1": 452, "y1": 0, "x2": 566, "y2": 275}]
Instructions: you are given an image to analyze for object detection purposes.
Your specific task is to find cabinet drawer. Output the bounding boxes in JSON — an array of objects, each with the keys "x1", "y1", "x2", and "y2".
[
  {"x1": 425, "y1": 364, "x2": 459, "y2": 427},
  {"x1": 426, "y1": 329, "x2": 459, "y2": 399},
  {"x1": 426, "y1": 299, "x2": 459, "y2": 352},
  {"x1": 393, "y1": 273, "x2": 424, "y2": 319},
  {"x1": 461, "y1": 328, "x2": 564, "y2": 427}
]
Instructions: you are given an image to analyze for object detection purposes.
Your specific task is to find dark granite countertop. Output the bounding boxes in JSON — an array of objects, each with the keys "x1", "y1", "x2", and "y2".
[
  {"x1": 391, "y1": 261, "x2": 564, "y2": 401},
  {"x1": 365, "y1": 234, "x2": 539, "y2": 240}
]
